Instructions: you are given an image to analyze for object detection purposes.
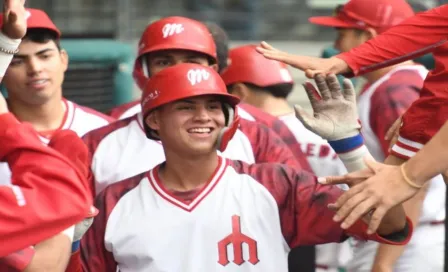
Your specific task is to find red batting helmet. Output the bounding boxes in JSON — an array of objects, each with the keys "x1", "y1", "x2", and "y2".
[
  {"x1": 221, "y1": 45, "x2": 294, "y2": 87},
  {"x1": 141, "y1": 63, "x2": 240, "y2": 152},
  {"x1": 133, "y1": 16, "x2": 217, "y2": 91},
  {"x1": 309, "y1": 0, "x2": 414, "y2": 34}
]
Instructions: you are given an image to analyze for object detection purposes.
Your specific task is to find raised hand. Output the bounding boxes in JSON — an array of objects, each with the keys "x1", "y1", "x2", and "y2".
[
  {"x1": 2, "y1": 0, "x2": 27, "y2": 39},
  {"x1": 293, "y1": 73, "x2": 360, "y2": 141}
]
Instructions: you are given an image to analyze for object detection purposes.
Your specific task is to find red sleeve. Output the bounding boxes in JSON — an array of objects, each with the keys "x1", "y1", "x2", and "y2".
[
  {"x1": 0, "y1": 113, "x2": 91, "y2": 257},
  {"x1": 0, "y1": 247, "x2": 35, "y2": 271},
  {"x1": 238, "y1": 119, "x2": 301, "y2": 169},
  {"x1": 65, "y1": 173, "x2": 146, "y2": 272},
  {"x1": 231, "y1": 161, "x2": 412, "y2": 247},
  {"x1": 369, "y1": 71, "x2": 421, "y2": 155},
  {"x1": 238, "y1": 103, "x2": 313, "y2": 173},
  {"x1": 337, "y1": 5, "x2": 448, "y2": 76}
]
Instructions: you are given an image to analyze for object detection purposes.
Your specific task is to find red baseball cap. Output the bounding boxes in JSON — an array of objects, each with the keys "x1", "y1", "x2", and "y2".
[
  {"x1": 309, "y1": 0, "x2": 414, "y2": 33},
  {"x1": 0, "y1": 8, "x2": 61, "y2": 38}
]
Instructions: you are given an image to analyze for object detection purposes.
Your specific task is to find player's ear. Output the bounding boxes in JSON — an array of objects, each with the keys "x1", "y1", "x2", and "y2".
[
  {"x1": 60, "y1": 49, "x2": 69, "y2": 72},
  {"x1": 228, "y1": 83, "x2": 249, "y2": 101},
  {"x1": 146, "y1": 111, "x2": 160, "y2": 131},
  {"x1": 365, "y1": 28, "x2": 378, "y2": 40},
  {"x1": 210, "y1": 63, "x2": 219, "y2": 72}
]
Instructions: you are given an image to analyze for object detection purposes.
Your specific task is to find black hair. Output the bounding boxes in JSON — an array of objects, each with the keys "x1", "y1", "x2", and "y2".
[
  {"x1": 23, "y1": 28, "x2": 61, "y2": 50},
  {"x1": 203, "y1": 21, "x2": 229, "y2": 73},
  {"x1": 228, "y1": 82, "x2": 294, "y2": 99}
]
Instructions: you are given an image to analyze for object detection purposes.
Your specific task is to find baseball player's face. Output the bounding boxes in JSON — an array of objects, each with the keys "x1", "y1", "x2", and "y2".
[
  {"x1": 334, "y1": 28, "x2": 369, "y2": 53},
  {"x1": 145, "y1": 50, "x2": 213, "y2": 76},
  {"x1": 3, "y1": 39, "x2": 68, "y2": 106},
  {"x1": 147, "y1": 95, "x2": 225, "y2": 155}
]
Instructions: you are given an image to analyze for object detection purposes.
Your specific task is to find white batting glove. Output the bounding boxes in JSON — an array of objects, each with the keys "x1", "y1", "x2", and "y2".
[
  {"x1": 294, "y1": 74, "x2": 360, "y2": 141},
  {"x1": 295, "y1": 74, "x2": 373, "y2": 173}
]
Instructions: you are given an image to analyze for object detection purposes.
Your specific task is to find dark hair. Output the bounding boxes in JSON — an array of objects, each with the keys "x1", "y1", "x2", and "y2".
[
  {"x1": 203, "y1": 21, "x2": 229, "y2": 73},
  {"x1": 229, "y1": 82, "x2": 294, "y2": 99},
  {"x1": 23, "y1": 28, "x2": 61, "y2": 50}
]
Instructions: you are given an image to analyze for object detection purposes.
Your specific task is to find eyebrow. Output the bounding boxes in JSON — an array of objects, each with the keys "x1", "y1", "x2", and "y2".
[{"x1": 14, "y1": 48, "x2": 55, "y2": 59}]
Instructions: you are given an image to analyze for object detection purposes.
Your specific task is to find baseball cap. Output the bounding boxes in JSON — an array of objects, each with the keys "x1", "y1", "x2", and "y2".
[
  {"x1": 0, "y1": 8, "x2": 61, "y2": 38},
  {"x1": 309, "y1": 0, "x2": 414, "y2": 33}
]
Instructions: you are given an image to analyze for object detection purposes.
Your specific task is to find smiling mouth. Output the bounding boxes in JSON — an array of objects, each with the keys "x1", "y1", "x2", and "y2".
[
  {"x1": 28, "y1": 79, "x2": 48, "y2": 86},
  {"x1": 187, "y1": 127, "x2": 214, "y2": 134}
]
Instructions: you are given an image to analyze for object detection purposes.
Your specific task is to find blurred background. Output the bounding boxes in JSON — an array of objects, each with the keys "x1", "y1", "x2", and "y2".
[{"x1": 25, "y1": 0, "x2": 445, "y2": 113}]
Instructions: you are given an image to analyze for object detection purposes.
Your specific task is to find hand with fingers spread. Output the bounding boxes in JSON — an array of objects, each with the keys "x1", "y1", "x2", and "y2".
[
  {"x1": 320, "y1": 157, "x2": 417, "y2": 235},
  {"x1": 293, "y1": 73, "x2": 360, "y2": 141},
  {"x1": 255, "y1": 41, "x2": 351, "y2": 78}
]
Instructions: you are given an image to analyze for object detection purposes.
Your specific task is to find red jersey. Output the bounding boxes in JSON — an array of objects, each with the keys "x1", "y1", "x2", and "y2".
[
  {"x1": 0, "y1": 113, "x2": 91, "y2": 257},
  {"x1": 337, "y1": 4, "x2": 448, "y2": 157}
]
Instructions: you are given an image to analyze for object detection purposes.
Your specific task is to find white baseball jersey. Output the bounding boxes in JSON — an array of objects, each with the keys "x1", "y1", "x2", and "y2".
[
  {"x1": 348, "y1": 65, "x2": 445, "y2": 272},
  {"x1": 69, "y1": 157, "x2": 411, "y2": 272},
  {"x1": 84, "y1": 112, "x2": 300, "y2": 196},
  {"x1": 0, "y1": 99, "x2": 113, "y2": 185}
]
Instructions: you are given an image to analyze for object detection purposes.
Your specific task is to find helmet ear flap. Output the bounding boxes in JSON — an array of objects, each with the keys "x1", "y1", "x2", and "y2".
[
  {"x1": 141, "y1": 56, "x2": 149, "y2": 77},
  {"x1": 216, "y1": 104, "x2": 239, "y2": 152}
]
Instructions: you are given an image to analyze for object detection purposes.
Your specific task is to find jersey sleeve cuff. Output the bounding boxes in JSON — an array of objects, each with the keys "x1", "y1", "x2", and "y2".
[
  {"x1": 0, "y1": 246, "x2": 35, "y2": 270},
  {"x1": 346, "y1": 216, "x2": 413, "y2": 246}
]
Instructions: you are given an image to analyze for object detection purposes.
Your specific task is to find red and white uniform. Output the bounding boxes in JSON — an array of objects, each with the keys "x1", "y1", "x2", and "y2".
[
  {"x1": 0, "y1": 114, "x2": 91, "y2": 257},
  {"x1": 337, "y1": 4, "x2": 448, "y2": 159},
  {"x1": 109, "y1": 100, "x2": 140, "y2": 120},
  {"x1": 0, "y1": 99, "x2": 113, "y2": 185},
  {"x1": 83, "y1": 111, "x2": 301, "y2": 197},
  {"x1": 67, "y1": 157, "x2": 412, "y2": 272},
  {"x1": 347, "y1": 65, "x2": 446, "y2": 272}
]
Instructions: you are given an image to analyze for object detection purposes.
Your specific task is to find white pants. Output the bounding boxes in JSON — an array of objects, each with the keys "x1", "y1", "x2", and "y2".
[{"x1": 346, "y1": 223, "x2": 444, "y2": 272}]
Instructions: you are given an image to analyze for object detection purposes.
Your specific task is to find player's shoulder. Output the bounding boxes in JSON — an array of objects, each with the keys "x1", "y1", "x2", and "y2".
[
  {"x1": 68, "y1": 100, "x2": 115, "y2": 123},
  {"x1": 95, "y1": 171, "x2": 147, "y2": 208},
  {"x1": 377, "y1": 65, "x2": 427, "y2": 92},
  {"x1": 81, "y1": 114, "x2": 137, "y2": 147},
  {"x1": 109, "y1": 100, "x2": 141, "y2": 119},
  {"x1": 228, "y1": 159, "x2": 310, "y2": 185}
]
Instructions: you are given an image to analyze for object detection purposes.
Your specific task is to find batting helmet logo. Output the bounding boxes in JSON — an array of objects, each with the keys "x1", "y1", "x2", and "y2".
[
  {"x1": 187, "y1": 69, "x2": 210, "y2": 86},
  {"x1": 162, "y1": 23, "x2": 184, "y2": 38}
]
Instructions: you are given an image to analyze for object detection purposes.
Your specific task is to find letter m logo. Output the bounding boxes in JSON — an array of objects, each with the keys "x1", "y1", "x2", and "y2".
[{"x1": 217, "y1": 215, "x2": 259, "y2": 266}]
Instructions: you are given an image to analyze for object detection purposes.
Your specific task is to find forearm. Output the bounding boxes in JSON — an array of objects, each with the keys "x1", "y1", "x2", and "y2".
[
  {"x1": 404, "y1": 121, "x2": 448, "y2": 186},
  {"x1": 373, "y1": 155, "x2": 427, "y2": 266},
  {"x1": 23, "y1": 232, "x2": 72, "y2": 272}
]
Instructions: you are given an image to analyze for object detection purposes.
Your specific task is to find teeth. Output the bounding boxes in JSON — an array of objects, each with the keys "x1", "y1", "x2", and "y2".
[
  {"x1": 32, "y1": 80, "x2": 46, "y2": 84},
  {"x1": 189, "y1": 128, "x2": 211, "y2": 133}
]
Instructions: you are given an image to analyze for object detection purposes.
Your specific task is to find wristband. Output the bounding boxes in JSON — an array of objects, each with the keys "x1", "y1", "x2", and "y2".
[
  {"x1": 0, "y1": 31, "x2": 21, "y2": 77},
  {"x1": 71, "y1": 240, "x2": 81, "y2": 252},
  {"x1": 328, "y1": 134, "x2": 364, "y2": 154},
  {"x1": 400, "y1": 163, "x2": 423, "y2": 189}
]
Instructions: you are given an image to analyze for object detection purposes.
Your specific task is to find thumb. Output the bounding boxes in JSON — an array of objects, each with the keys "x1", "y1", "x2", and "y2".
[{"x1": 294, "y1": 104, "x2": 317, "y2": 131}]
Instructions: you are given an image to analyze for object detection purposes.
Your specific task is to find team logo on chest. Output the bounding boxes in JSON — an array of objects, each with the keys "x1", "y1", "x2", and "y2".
[
  {"x1": 217, "y1": 215, "x2": 259, "y2": 266},
  {"x1": 187, "y1": 69, "x2": 210, "y2": 86}
]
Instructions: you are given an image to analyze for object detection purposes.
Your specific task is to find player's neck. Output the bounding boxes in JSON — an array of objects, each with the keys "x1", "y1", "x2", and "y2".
[
  {"x1": 159, "y1": 150, "x2": 220, "y2": 192},
  {"x1": 250, "y1": 96, "x2": 293, "y2": 117},
  {"x1": 8, "y1": 95, "x2": 66, "y2": 132},
  {"x1": 363, "y1": 60, "x2": 415, "y2": 83}
]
